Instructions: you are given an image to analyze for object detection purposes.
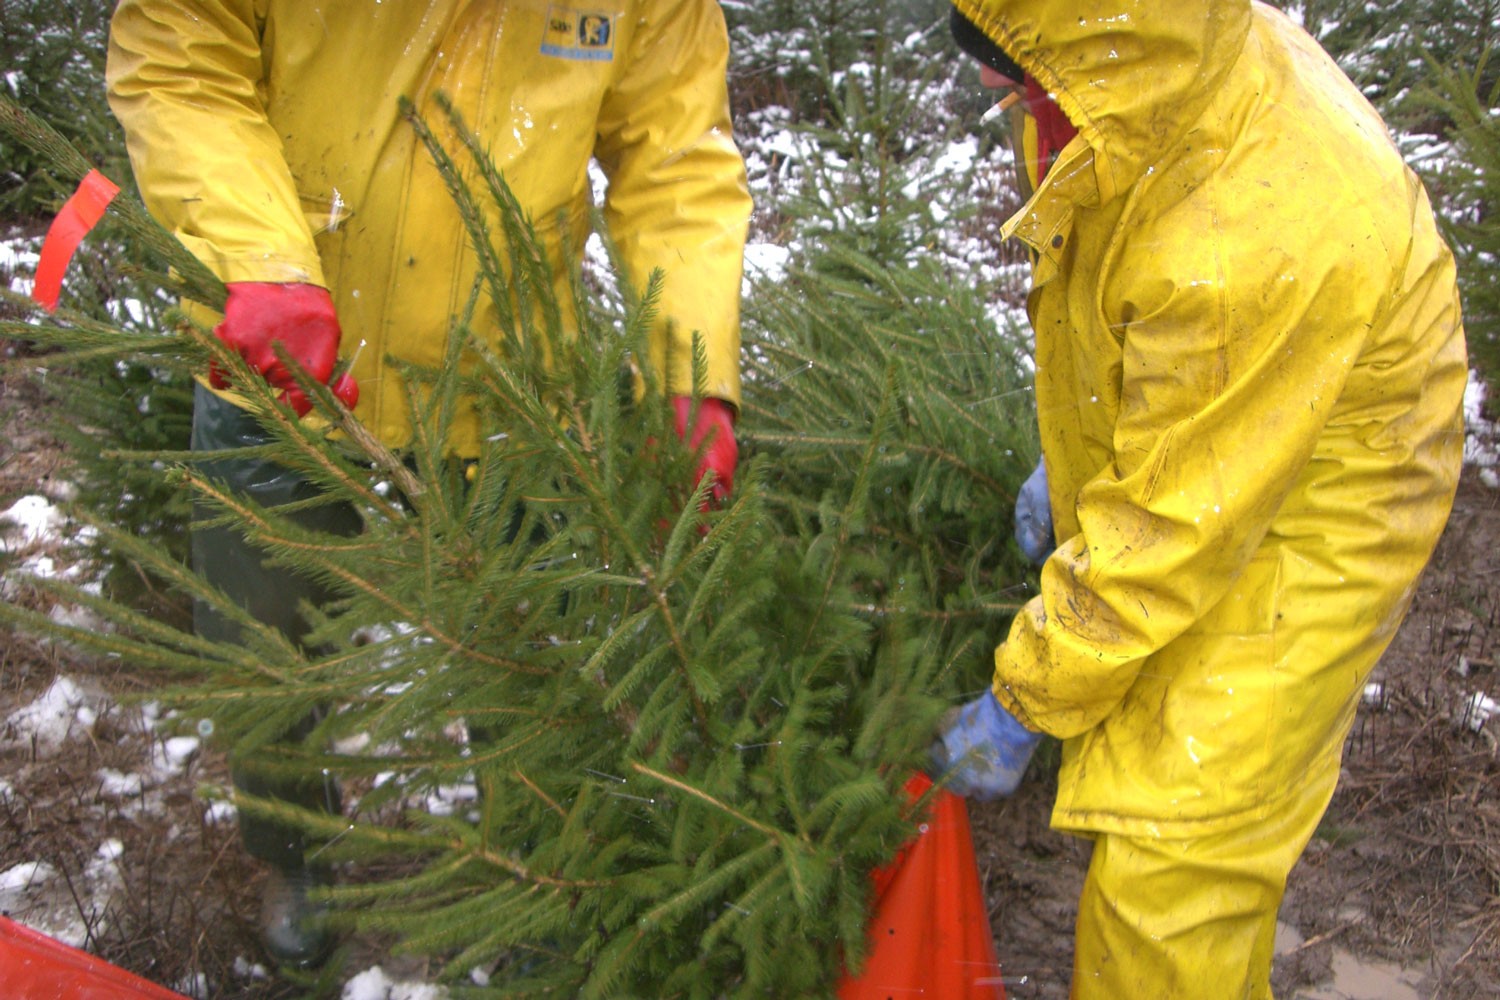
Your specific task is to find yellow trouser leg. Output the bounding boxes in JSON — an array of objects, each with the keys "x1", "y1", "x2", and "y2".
[{"x1": 1070, "y1": 774, "x2": 1336, "y2": 1000}]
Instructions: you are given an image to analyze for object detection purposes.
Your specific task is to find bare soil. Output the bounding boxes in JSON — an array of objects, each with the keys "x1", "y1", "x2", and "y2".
[{"x1": 2, "y1": 360, "x2": 1498, "y2": 998}]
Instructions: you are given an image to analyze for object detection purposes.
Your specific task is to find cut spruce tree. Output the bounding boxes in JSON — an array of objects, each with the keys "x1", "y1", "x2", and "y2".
[{"x1": 2, "y1": 89, "x2": 1038, "y2": 996}]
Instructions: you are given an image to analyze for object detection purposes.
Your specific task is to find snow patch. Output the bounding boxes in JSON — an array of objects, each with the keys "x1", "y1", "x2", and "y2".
[
  {"x1": 1465, "y1": 375, "x2": 1499, "y2": 474},
  {"x1": 3, "y1": 676, "x2": 102, "y2": 753},
  {"x1": 1, "y1": 495, "x2": 67, "y2": 545},
  {"x1": 0, "y1": 840, "x2": 125, "y2": 948},
  {"x1": 174, "y1": 971, "x2": 211, "y2": 999},
  {"x1": 232, "y1": 955, "x2": 270, "y2": 981},
  {"x1": 2, "y1": 240, "x2": 39, "y2": 298},
  {"x1": 160, "y1": 735, "x2": 201, "y2": 769},
  {"x1": 0, "y1": 861, "x2": 57, "y2": 898},
  {"x1": 1459, "y1": 691, "x2": 1500, "y2": 732},
  {"x1": 342, "y1": 966, "x2": 448, "y2": 1000},
  {"x1": 744, "y1": 242, "x2": 790, "y2": 285},
  {"x1": 97, "y1": 768, "x2": 147, "y2": 798}
]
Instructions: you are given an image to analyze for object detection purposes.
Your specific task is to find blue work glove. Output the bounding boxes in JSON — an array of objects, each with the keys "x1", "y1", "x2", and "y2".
[
  {"x1": 929, "y1": 689, "x2": 1043, "y2": 800},
  {"x1": 1014, "y1": 459, "x2": 1054, "y2": 565}
]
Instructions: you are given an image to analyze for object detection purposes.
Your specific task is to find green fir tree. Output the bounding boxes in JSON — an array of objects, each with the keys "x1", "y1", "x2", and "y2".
[{"x1": 3, "y1": 89, "x2": 1039, "y2": 996}]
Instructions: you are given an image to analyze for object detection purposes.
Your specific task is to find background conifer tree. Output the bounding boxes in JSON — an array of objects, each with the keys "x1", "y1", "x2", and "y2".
[
  {"x1": 1420, "y1": 48, "x2": 1500, "y2": 416},
  {"x1": 731, "y1": 1, "x2": 1043, "y2": 716},
  {"x1": 1281, "y1": 0, "x2": 1500, "y2": 134}
]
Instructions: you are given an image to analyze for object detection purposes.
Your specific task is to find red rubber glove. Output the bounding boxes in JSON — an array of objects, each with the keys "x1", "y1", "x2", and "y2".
[
  {"x1": 671, "y1": 396, "x2": 737, "y2": 506},
  {"x1": 211, "y1": 281, "x2": 358, "y2": 416}
]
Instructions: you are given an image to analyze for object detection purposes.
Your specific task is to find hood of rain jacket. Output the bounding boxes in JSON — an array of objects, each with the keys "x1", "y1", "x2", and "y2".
[
  {"x1": 107, "y1": 0, "x2": 751, "y2": 454},
  {"x1": 953, "y1": 0, "x2": 1467, "y2": 835}
]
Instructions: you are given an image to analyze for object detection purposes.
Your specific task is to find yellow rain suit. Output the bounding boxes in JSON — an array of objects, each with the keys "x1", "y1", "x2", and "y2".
[
  {"x1": 952, "y1": 0, "x2": 1466, "y2": 995},
  {"x1": 106, "y1": 0, "x2": 751, "y2": 456}
]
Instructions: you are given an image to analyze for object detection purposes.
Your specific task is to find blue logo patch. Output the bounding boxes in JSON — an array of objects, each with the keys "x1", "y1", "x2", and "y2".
[{"x1": 541, "y1": 6, "x2": 615, "y2": 62}]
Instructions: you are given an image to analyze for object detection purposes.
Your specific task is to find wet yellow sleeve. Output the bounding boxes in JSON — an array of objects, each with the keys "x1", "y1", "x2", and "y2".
[
  {"x1": 593, "y1": 0, "x2": 751, "y2": 406},
  {"x1": 106, "y1": 0, "x2": 324, "y2": 288}
]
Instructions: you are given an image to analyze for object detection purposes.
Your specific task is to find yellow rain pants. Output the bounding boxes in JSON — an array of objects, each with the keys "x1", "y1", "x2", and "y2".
[{"x1": 1073, "y1": 772, "x2": 1336, "y2": 998}]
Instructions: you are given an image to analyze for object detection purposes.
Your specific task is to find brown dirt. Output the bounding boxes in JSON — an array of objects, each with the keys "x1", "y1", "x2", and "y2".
[{"x1": 2, "y1": 358, "x2": 1498, "y2": 998}]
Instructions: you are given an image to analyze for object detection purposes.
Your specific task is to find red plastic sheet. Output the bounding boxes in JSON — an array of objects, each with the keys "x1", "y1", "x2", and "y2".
[
  {"x1": 32, "y1": 169, "x2": 119, "y2": 313},
  {"x1": 0, "y1": 916, "x2": 188, "y2": 999},
  {"x1": 837, "y1": 773, "x2": 1007, "y2": 999}
]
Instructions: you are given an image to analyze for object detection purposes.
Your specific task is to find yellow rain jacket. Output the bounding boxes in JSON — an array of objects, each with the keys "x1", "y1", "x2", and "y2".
[
  {"x1": 954, "y1": 0, "x2": 1466, "y2": 838},
  {"x1": 106, "y1": 0, "x2": 751, "y2": 455}
]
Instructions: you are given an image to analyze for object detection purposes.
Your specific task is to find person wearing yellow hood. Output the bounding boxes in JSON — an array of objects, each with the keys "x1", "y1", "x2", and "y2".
[
  {"x1": 105, "y1": 0, "x2": 751, "y2": 966},
  {"x1": 930, "y1": 1, "x2": 1467, "y2": 996}
]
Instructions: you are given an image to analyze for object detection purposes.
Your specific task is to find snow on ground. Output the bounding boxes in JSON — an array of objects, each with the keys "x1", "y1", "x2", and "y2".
[
  {"x1": 3, "y1": 673, "x2": 110, "y2": 756},
  {"x1": 342, "y1": 967, "x2": 446, "y2": 1000},
  {"x1": 1467, "y1": 378, "x2": 1500, "y2": 486},
  {"x1": 1, "y1": 239, "x2": 38, "y2": 300},
  {"x1": 0, "y1": 841, "x2": 124, "y2": 949},
  {"x1": 0, "y1": 490, "x2": 451, "y2": 998}
]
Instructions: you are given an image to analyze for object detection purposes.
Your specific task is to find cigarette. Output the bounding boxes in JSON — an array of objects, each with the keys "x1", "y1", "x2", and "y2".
[{"x1": 980, "y1": 91, "x2": 1022, "y2": 125}]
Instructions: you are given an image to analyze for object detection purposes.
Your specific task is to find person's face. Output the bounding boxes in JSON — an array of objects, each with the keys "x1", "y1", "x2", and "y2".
[{"x1": 979, "y1": 64, "x2": 1022, "y2": 89}]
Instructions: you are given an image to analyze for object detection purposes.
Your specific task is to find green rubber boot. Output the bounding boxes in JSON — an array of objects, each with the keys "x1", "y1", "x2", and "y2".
[{"x1": 259, "y1": 866, "x2": 333, "y2": 968}]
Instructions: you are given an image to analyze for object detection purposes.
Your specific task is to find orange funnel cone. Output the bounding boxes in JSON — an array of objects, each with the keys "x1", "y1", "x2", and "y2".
[
  {"x1": 0, "y1": 916, "x2": 190, "y2": 999},
  {"x1": 837, "y1": 772, "x2": 1007, "y2": 999}
]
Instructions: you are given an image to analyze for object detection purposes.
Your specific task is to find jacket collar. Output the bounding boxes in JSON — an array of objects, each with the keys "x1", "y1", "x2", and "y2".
[{"x1": 1001, "y1": 135, "x2": 1097, "y2": 287}]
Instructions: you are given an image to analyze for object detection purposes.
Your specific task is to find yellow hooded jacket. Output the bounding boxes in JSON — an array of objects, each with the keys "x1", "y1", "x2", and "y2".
[
  {"x1": 954, "y1": 0, "x2": 1467, "y2": 837},
  {"x1": 106, "y1": 0, "x2": 751, "y2": 455}
]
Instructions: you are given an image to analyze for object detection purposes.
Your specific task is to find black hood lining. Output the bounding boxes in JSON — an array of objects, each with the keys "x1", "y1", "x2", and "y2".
[{"x1": 950, "y1": 6, "x2": 1024, "y2": 82}]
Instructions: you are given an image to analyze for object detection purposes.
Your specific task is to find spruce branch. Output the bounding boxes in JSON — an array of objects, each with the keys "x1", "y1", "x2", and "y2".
[
  {"x1": 0, "y1": 592, "x2": 238, "y2": 677},
  {"x1": 0, "y1": 508, "x2": 311, "y2": 678},
  {"x1": 510, "y1": 767, "x2": 568, "y2": 820},
  {"x1": 638, "y1": 840, "x2": 782, "y2": 940},
  {"x1": 398, "y1": 98, "x2": 510, "y2": 327},
  {"x1": 841, "y1": 598, "x2": 1026, "y2": 620},
  {"x1": 0, "y1": 292, "x2": 203, "y2": 370},
  {"x1": 0, "y1": 92, "x2": 226, "y2": 309},
  {"x1": 740, "y1": 425, "x2": 1011, "y2": 499},
  {"x1": 182, "y1": 474, "x2": 396, "y2": 572},
  {"x1": 238, "y1": 795, "x2": 612, "y2": 891},
  {"x1": 466, "y1": 342, "x2": 671, "y2": 605},
  {"x1": 185, "y1": 474, "x2": 549, "y2": 677},
  {"x1": 431, "y1": 91, "x2": 566, "y2": 351},
  {"x1": 228, "y1": 337, "x2": 419, "y2": 518},
  {"x1": 631, "y1": 762, "x2": 779, "y2": 840}
]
